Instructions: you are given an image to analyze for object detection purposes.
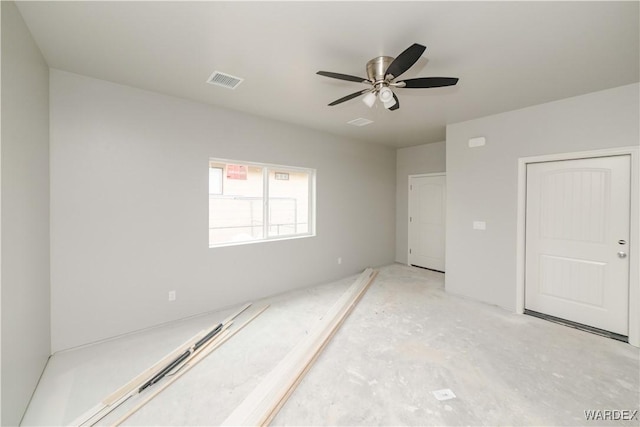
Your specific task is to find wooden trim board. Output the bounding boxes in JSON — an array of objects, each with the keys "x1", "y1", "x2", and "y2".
[
  {"x1": 221, "y1": 268, "x2": 378, "y2": 426},
  {"x1": 69, "y1": 331, "x2": 210, "y2": 426},
  {"x1": 69, "y1": 302, "x2": 252, "y2": 426},
  {"x1": 112, "y1": 304, "x2": 270, "y2": 426}
]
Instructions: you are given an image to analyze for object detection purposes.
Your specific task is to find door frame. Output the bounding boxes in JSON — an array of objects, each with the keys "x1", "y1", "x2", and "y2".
[
  {"x1": 408, "y1": 173, "x2": 446, "y2": 268},
  {"x1": 516, "y1": 146, "x2": 639, "y2": 346}
]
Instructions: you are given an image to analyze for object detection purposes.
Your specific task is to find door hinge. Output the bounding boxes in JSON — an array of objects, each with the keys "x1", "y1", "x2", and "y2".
[
  {"x1": 409, "y1": 249, "x2": 412, "y2": 254},
  {"x1": 409, "y1": 217, "x2": 412, "y2": 222}
]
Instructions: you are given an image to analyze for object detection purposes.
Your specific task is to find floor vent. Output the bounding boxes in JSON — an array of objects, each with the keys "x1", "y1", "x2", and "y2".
[
  {"x1": 347, "y1": 118, "x2": 373, "y2": 127},
  {"x1": 207, "y1": 71, "x2": 244, "y2": 89}
]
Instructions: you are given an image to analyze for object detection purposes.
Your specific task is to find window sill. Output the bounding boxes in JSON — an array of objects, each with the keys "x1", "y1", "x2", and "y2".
[{"x1": 208, "y1": 233, "x2": 316, "y2": 249}]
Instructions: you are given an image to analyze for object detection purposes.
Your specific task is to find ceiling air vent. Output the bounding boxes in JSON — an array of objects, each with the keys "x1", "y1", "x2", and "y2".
[
  {"x1": 347, "y1": 118, "x2": 373, "y2": 127},
  {"x1": 207, "y1": 71, "x2": 244, "y2": 89}
]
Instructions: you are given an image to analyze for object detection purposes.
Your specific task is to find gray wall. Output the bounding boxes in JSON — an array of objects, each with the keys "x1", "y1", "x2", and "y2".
[
  {"x1": 50, "y1": 70, "x2": 396, "y2": 352},
  {"x1": 395, "y1": 141, "x2": 446, "y2": 264},
  {"x1": 1, "y1": 2, "x2": 51, "y2": 425},
  {"x1": 445, "y1": 83, "x2": 639, "y2": 311}
]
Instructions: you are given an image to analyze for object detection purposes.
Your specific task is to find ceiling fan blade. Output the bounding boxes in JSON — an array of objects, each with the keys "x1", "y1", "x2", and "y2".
[
  {"x1": 385, "y1": 43, "x2": 426, "y2": 80},
  {"x1": 328, "y1": 89, "x2": 370, "y2": 106},
  {"x1": 317, "y1": 71, "x2": 369, "y2": 83},
  {"x1": 389, "y1": 93, "x2": 400, "y2": 111},
  {"x1": 398, "y1": 77, "x2": 459, "y2": 88}
]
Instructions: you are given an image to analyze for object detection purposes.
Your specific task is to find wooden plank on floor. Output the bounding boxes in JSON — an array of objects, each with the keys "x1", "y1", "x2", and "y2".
[
  {"x1": 68, "y1": 302, "x2": 252, "y2": 426},
  {"x1": 221, "y1": 268, "x2": 378, "y2": 426},
  {"x1": 112, "y1": 304, "x2": 270, "y2": 426}
]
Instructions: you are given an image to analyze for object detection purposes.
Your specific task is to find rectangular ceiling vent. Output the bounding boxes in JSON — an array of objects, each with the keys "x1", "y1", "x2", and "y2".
[
  {"x1": 347, "y1": 118, "x2": 373, "y2": 127},
  {"x1": 207, "y1": 71, "x2": 244, "y2": 89}
]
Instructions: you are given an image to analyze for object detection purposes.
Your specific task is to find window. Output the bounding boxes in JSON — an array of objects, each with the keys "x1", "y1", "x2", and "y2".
[{"x1": 209, "y1": 159, "x2": 315, "y2": 247}]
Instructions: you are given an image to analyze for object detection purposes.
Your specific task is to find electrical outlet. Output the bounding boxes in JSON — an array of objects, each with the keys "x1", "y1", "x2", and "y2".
[
  {"x1": 168, "y1": 290, "x2": 176, "y2": 302},
  {"x1": 338, "y1": 257, "x2": 342, "y2": 265}
]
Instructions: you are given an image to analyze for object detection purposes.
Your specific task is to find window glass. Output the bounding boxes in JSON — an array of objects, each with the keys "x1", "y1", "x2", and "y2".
[
  {"x1": 209, "y1": 167, "x2": 223, "y2": 195},
  {"x1": 268, "y1": 169, "x2": 310, "y2": 237},
  {"x1": 209, "y1": 162, "x2": 264, "y2": 245},
  {"x1": 209, "y1": 159, "x2": 314, "y2": 247}
]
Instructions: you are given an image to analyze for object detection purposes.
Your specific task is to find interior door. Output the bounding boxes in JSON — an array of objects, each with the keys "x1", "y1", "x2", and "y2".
[
  {"x1": 525, "y1": 155, "x2": 631, "y2": 335},
  {"x1": 409, "y1": 175, "x2": 446, "y2": 272}
]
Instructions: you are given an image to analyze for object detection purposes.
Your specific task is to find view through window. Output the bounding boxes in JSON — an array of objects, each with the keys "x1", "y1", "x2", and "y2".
[{"x1": 209, "y1": 159, "x2": 315, "y2": 246}]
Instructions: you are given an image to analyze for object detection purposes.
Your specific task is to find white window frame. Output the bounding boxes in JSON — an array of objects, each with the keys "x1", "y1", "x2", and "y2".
[{"x1": 209, "y1": 158, "x2": 316, "y2": 248}]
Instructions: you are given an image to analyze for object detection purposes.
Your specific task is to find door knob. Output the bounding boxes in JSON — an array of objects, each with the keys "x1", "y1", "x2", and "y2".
[{"x1": 618, "y1": 251, "x2": 627, "y2": 258}]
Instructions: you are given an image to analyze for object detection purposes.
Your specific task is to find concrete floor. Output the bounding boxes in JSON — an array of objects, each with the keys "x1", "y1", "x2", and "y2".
[{"x1": 22, "y1": 264, "x2": 639, "y2": 426}]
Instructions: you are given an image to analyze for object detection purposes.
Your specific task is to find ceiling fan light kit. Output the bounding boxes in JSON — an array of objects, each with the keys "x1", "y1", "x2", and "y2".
[
  {"x1": 362, "y1": 92, "x2": 377, "y2": 108},
  {"x1": 383, "y1": 98, "x2": 397, "y2": 110},
  {"x1": 378, "y1": 86, "x2": 394, "y2": 103},
  {"x1": 317, "y1": 43, "x2": 458, "y2": 111}
]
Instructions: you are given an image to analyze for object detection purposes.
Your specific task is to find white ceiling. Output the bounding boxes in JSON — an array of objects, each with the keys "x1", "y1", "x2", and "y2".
[{"x1": 16, "y1": 1, "x2": 639, "y2": 148}]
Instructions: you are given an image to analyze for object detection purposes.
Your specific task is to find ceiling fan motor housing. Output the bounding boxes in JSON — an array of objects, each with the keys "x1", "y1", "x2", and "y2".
[{"x1": 366, "y1": 56, "x2": 394, "y2": 84}]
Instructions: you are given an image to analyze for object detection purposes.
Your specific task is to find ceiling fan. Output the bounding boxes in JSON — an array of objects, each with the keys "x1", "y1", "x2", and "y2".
[{"x1": 317, "y1": 43, "x2": 458, "y2": 111}]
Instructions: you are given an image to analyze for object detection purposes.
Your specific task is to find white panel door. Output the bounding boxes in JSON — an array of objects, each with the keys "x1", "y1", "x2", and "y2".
[
  {"x1": 525, "y1": 156, "x2": 631, "y2": 335},
  {"x1": 409, "y1": 175, "x2": 446, "y2": 271}
]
